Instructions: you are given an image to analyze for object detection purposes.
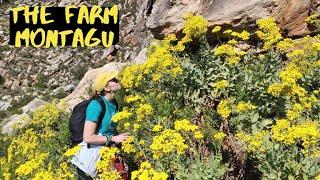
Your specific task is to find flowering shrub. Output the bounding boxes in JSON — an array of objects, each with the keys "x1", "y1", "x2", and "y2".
[
  {"x1": 110, "y1": 14, "x2": 319, "y2": 179},
  {"x1": 97, "y1": 147, "x2": 122, "y2": 179},
  {"x1": 1, "y1": 14, "x2": 319, "y2": 179},
  {"x1": 0, "y1": 102, "x2": 75, "y2": 179}
]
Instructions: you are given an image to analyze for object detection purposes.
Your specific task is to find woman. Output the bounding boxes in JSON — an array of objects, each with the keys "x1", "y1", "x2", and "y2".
[{"x1": 72, "y1": 71, "x2": 130, "y2": 180}]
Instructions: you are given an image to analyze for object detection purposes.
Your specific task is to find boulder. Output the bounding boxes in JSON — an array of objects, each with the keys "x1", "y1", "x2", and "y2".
[
  {"x1": 1, "y1": 114, "x2": 30, "y2": 134},
  {"x1": 4, "y1": 77, "x2": 13, "y2": 89},
  {"x1": 10, "y1": 79, "x2": 21, "y2": 91},
  {"x1": 1, "y1": 95, "x2": 11, "y2": 101},
  {"x1": 146, "y1": 0, "x2": 320, "y2": 38},
  {"x1": 0, "y1": 100, "x2": 10, "y2": 111},
  {"x1": 133, "y1": 48, "x2": 148, "y2": 65},
  {"x1": 100, "y1": 46, "x2": 115, "y2": 61},
  {"x1": 63, "y1": 84, "x2": 76, "y2": 92},
  {"x1": 11, "y1": 79, "x2": 21, "y2": 91},
  {"x1": 21, "y1": 98, "x2": 47, "y2": 114}
]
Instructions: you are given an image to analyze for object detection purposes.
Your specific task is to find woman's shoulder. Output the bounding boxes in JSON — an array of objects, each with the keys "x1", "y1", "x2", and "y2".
[{"x1": 87, "y1": 99, "x2": 103, "y2": 110}]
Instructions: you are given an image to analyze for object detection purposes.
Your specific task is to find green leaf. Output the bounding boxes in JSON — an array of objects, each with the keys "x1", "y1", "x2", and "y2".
[
  {"x1": 251, "y1": 113, "x2": 259, "y2": 123},
  {"x1": 288, "y1": 175, "x2": 294, "y2": 180},
  {"x1": 262, "y1": 119, "x2": 273, "y2": 127}
]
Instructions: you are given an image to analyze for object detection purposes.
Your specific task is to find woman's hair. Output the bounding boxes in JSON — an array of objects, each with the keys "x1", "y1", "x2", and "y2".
[{"x1": 91, "y1": 89, "x2": 106, "y2": 98}]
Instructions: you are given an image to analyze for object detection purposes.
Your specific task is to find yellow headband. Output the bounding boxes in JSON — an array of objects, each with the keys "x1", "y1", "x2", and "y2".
[{"x1": 92, "y1": 71, "x2": 119, "y2": 92}]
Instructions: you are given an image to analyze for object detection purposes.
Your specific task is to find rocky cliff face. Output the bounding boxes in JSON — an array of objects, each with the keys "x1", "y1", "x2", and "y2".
[
  {"x1": 108, "y1": 0, "x2": 316, "y2": 57},
  {"x1": 0, "y1": 0, "x2": 118, "y2": 117},
  {"x1": 0, "y1": 0, "x2": 319, "y2": 129}
]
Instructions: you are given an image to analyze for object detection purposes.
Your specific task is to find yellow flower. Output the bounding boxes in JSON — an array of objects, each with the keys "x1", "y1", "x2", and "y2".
[
  {"x1": 3, "y1": 171, "x2": 10, "y2": 180},
  {"x1": 217, "y1": 99, "x2": 231, "y2": 118},
  {"x1": 163, "y1": 34, "x2": 178, "y2": 50},
  {"x1": 8, "y1": 128, "x2": 39, "y2": 163},
  {"x1": 32, "y1": 103, "x2": 61, "y2": 126},
  {"x1": 286, "y1": 103, "x2": 303, "y2": 121},
  {"x1": 111, "y1": 110, "x2": 133, "y2": 122},
  {"x1": 33, "y1": 170, "x2": 54, "y2": 180},
  {"x1": 223, "y1": 29, "x2": 232, "y2": 34},
  {"x1": 211, "y1": 80, "x2": 229, "y2": 90},
  {"x1": 267, "y1": 83, "x2": 283, "y2": 97},
  {"x1": 231, "y1": 30, "x2": 250, "y2": 40},
  {"x1": 131, "y1": 162, "x2": 168, "y2": 180},
  {"x1": 236, "y1": 101, "x2": 257, "y2": 112},
  {"x1": 226, "y1": 56, "x2": 241, "y2": 64},
  {"x1": 15, "y1": 153, "x2": 48, "y2": 177},
  {"x1": 183, "y1": 13, "x2": 208, "y2": 38},
  {"x1": 57, "y1": 162, "x2": 74, "y2": 179},
  {"x1": 279, "y1": 64, "x2": 303, "y2": 86},
  {"x1": 276, "y1": 38, "x2": 294, "y2": 52},
  {"x1": 236, "y1": 131, "x2": 269, "y2": 152},
  {"x1": 312, "y1": 42, "x2": 320, "y2": 51},
  {"x1": 213, "y1": 132, "x2": 226, "y2": 141},
  {"x1": 214, "y1": 44, "x2": 245, "y2": 57},
  {"x1": 300, "y1": 94, "x2": 318, "y2": 109},
  {"x1": 125, "y1": 94, "x2": 142, "y2": 103},
  {"x1": 271, "y1": 119, "x2": 290, "y2": 142},
  {"x1": 120, "y1": 64, "x2": 142, "y2": 89},
  {"x1": 272, "y1": 120, "x2": 320, "y2": 146},
  {"x1": 306, "y1": 14, "x2": 320, "y2": 29},
  {"x1": 136, "y1": 103, "x2": 154, "y2": 121},
  {"x1": 97, "y1": 147, "x2": 121, "y2": 180},
  {"x1": 256, "y1": 17, "x2": 282, "y2": 49},
  {"x1": 227, "y1": 39, "x2": 238, "y2": 45},
  {"x1": 133, "y1": 123, "x2": 141, "y2": 132},
  {"x1": 194, "y1": 131, "x2": 204, "y2": 139},
  {"x1": 291, "y1": 84, "x2": 307, "y2": 97},
  {"x1": 139, "y1": 140, "x2": 145, "y2": 145},
  {"x1": 152, "y1": 73, "x2": 162, "y2": 81},
  {"x1": 153, "y1": 124, "x2": 163, "y2": 132},
  {"x1": 174, "y1": 119, "x2": 198, "y2": 132},
  {"x1": 212, "y1": 26, "x2": 221, "y2": 33},
  {"x1": 214, "y1": 44, "x2": 246, "y2": 64},
  {"x1": 63, "y1": 145, "x2": 81, "y2": 157},
  {"x1": 122, "y1": 137, "x2": 136, "y2": 153},
  {"x1": 287, "y1": 49, "x2": 304, "y2": 59},
  {"x1": 150, "y1": 129, "x2": 188, "y2": 158},
  {"x1": 170, "y1": 66, "x2": 183, "y2": 77},
  {"x1": 124, "y1": 122, "x2": 131, "y2": 128}
]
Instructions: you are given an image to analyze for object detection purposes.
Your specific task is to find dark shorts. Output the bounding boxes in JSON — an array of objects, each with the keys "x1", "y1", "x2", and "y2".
[{"x1": 77, "y1": 167, "x2": 93, "y2": 180}]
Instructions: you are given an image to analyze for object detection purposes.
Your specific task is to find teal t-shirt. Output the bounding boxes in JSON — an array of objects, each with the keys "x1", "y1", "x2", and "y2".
[{"x1": 85, "y1": 96, "x2": 118, "y2": 136}]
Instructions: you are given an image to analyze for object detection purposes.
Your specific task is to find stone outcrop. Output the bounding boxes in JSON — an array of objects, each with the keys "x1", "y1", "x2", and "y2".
[
  {"x1": 146, "y1": 0, "x2": 319, "y2": 38},
  {"x1": 21, "y1": 98, "x2": 47, "y2": 114},
  {"x1": 1, "y1": 114, "x2": 29, "y2": 134},
  {"x1": 0, "y1": 100, "x2": 11, "y2": 111}
]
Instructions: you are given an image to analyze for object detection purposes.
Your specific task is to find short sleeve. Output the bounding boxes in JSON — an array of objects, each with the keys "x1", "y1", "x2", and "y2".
[{"x1": 86, "y1": 100, "x2": 102, "y2": 123}]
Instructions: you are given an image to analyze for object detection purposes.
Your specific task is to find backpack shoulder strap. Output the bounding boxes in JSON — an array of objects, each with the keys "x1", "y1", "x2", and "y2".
[
  {"x1": 110, "y1": 99, "x2": 119, "y2": 111},
  {"x1": 96, "y1": 96, "x2": 106, "y2": 129}
]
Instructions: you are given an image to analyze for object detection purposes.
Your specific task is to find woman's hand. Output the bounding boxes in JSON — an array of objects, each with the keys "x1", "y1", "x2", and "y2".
[{"x1": 111, "y1": 133, "x2": 130, "y2": 143}]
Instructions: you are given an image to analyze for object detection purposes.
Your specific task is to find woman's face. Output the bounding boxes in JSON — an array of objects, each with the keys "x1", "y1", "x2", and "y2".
[{"x1": 105, "y1": 78, "x2": 121, "y2": 92}]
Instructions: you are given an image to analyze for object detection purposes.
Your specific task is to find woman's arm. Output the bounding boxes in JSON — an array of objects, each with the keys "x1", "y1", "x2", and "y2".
[
  {"x1": 83, "y1": 121, "x2": 130, "y2": 145},
  {"x1": 83, "y1": 121, "x2": 108, "y2": 145}
]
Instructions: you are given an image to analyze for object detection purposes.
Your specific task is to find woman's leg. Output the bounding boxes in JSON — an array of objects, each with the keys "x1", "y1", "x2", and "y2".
[{"x1": 76, "y1": 167, "x2": 93, "y2": 180}]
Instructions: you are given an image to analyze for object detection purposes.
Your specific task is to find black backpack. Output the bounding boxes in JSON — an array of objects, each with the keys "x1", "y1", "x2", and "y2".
[{"x1": 69, "y1": 96, "x2": 106, "y2": 145}]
